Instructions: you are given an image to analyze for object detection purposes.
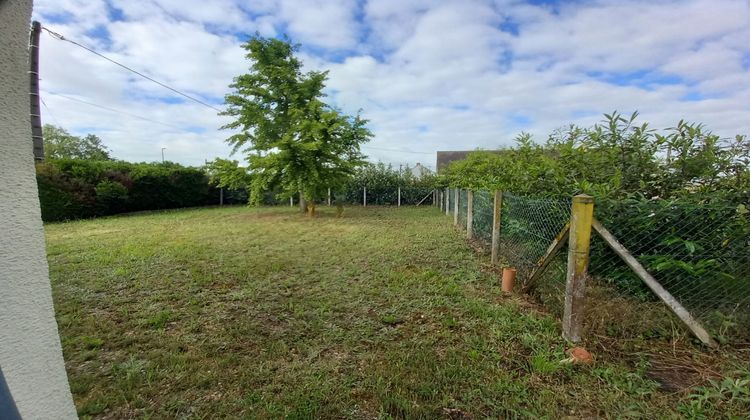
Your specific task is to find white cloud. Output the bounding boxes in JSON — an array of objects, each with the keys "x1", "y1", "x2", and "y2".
[
  {"x1": 31, "y1": 0, "x2": 750, "y2": 169},
  {"x1": 277, "y1": 0, "x2": 362, "y2": 50}
]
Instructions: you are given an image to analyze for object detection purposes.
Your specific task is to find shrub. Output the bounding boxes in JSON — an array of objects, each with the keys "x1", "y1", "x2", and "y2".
[
  {"x1": 95, "y1": 180, "x2": 129, "y2": 215},
  {"x1": 36, "y1": 159, "x2": 224, "y2": 221}
]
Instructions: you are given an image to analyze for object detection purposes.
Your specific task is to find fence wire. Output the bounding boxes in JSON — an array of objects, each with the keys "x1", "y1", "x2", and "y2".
[
  {"x1": 591, "y1": 199, "x2": 750, "y2": 341},
  {"x1": 447, "y1": 189, "x2": 749, "y2": 342},
  {"x1": 472, "y1": 190, "x2": 493, "y2": 244},
  {"x1": 458, "y1": 189, "x2": 468, "y2": 227},
  {"x1": 498, "y1": 193, "x2": 572, "y2": 316}
]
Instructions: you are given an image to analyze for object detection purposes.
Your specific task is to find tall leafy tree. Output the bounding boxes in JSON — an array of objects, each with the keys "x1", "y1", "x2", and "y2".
[
  {"x1": 221, "y1": 36, "x2": 371, "y2": 214},
  {"x1": 43, "y1": 124, "x2": 112, "y2": 160}
]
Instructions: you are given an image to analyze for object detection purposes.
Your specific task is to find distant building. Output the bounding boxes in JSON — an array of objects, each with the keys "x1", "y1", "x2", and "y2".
[{"x1": 410, "y1": 162, "x2": 431, "y2": 178}]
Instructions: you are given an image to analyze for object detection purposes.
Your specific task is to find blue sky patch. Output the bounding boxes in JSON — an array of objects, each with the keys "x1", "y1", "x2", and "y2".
[{"x1": 586, "y1": 70, "x2": 685, "y2": 89}]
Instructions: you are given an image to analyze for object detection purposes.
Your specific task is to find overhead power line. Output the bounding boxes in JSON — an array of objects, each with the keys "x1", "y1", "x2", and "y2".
[
  {"x1": 41, "y1": 26, "x2": 223, "y2": 113},
  {"x1": 40, "y1": 96, "x2": 61, "y2": 126},
  {"x1": 47, "y1": 91, "x2": 190, "y2": 131}
]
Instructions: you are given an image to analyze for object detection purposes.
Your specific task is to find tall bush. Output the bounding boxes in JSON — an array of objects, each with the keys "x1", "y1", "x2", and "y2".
[{"x1": 36, "y1": 159, "x2": 225, "y2": 221}]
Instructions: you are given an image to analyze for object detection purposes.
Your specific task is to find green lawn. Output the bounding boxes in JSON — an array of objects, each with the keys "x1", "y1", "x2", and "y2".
[{"x1": 45, "y1": 206, "x2": 745, "y2": 418}]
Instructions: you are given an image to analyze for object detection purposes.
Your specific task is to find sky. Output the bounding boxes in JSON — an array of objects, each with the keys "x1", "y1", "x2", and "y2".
[{"x1": 33, "y1": 0, "x2": 750, "y2": 169}]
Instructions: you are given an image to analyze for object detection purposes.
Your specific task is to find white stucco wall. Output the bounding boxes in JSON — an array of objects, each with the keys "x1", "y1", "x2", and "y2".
[{"x1": 0, "y1": 1, "x2": 78, "y2": 418}]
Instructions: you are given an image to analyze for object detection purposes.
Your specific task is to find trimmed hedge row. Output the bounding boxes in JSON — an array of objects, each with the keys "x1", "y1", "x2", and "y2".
[{"x1": 36, "y1": 159, "x2": 244, "y2": 222}]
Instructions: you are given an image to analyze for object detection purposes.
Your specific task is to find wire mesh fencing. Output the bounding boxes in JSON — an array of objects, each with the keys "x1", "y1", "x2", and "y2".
[
  {"x1": 443, "y1": 188, "x2": 750, "y2": 344},
  {"x1": 458, "y1": 189, "x2": 468, "y2": 227},
  {"x1": 589, "y1": 199, "x2": 750, "y2": 342},
  {"x1": 472, "y1": 190, "x2": 493, "y2": 244},
  {"x1": 495, "y1": 193, "x2": 572, "y2": 318},
  {"x1": 331, "y1": 186, "x2": 436, "y2": 206}
]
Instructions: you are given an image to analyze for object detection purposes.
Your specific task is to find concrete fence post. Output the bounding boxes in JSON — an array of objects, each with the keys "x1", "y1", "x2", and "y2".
[
  {"x1": 562, "y1": 194, "x2": 594, "y2": 343},
  {"x1": 491, "y1": 190, "x2": 503, "y2": 265},
  {"x1": 289, "y1": 196, "x2": 293, "y2": 207},
  {"x1": 445, "y1": 188, "x2": 450, "y2": 215},
  {"x1": 453, "y1": 188, "x2": 460, "y2": 226},
  {"x1": 363, "y1": 187, "x2": 367, "y2": 207},
  {"x1": 398, "y1": 187, "x2": 401, "y2": 207},
  {"x1": 327, "y1": 188, "x2": 331, "y2": 206},
  {"x1": 466, "y1": 190, "x2": 474, "y2": 239}
]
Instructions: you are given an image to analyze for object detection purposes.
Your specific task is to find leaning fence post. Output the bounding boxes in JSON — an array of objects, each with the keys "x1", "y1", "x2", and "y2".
[
  {"x1": 445, "y1": 188, "x2": 450, "y2": 216},
  {"x1": 453, "y1": 188, "x2": 460, "y2": 226},
  {"x1": 363, "y1": 187, "x2": 367, "y2": 207},
  {"x1": 562, "y1": 194, "x2": 594, "y2": 343},
  {"x1": 466, "y1": 190, "x2": 474, "y2": 239},
  {"x1": 491, "y1": 190, "x2": 503, "y2": 265}
]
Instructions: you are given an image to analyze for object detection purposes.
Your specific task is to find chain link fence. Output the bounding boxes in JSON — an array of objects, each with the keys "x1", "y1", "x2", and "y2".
[
  {"x1": 472, "y1": 190, "x2": 493, "y2": 244},
  {"x1": 444, "y1": 187, "x2": 750, "y2": 343},
  {"x1": 458, "y1": 189, "x2": 468, "y2": 227},
  {"x1": 284, "y1": 187, "x2": 437, "y2": 207},
  {"x1": 589, "y1": 199, "x2": 750, "y2": 341}
]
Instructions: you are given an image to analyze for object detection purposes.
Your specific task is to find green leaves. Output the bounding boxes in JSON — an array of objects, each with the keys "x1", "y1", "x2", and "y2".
[
  {"x1": 222, "y1": 36, "x2": 371, "y2": 207},
  {"x1": 442, "y1": 112, "x2": 749, "y2": 206},
  {"x1": 43, "y1": 124, "x2": 112, "y2": 160}
]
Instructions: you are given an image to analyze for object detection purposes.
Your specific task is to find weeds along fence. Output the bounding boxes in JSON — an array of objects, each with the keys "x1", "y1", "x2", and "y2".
[{"x1": 436, "y1": 188, "x2": 750, "y2": 346}]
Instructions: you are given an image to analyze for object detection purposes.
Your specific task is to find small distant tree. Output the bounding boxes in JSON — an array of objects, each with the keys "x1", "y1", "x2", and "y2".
[
  {"x1": 43, "y1": 124, "x2": 112, "y2": 160},
  {"x1": 221, "y1": 35, "x2": 371, "y2": 215}
]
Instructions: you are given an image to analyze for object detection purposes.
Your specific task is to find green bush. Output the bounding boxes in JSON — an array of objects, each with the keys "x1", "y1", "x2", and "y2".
[
  {"x1": 36, "y1": 159, "x2": 227, "y2": 221},
  {"x1": 95, "y1": 180, "x2": 129, "y2": 214}
]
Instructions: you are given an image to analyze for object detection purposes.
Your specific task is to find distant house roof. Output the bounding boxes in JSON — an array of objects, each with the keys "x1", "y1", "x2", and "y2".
[{"x1": 436, "y1": 150, "x2": 505, "y2": 173}]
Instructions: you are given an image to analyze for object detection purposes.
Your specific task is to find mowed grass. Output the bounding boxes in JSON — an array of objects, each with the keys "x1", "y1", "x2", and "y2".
[{"x1": 46, "y1": 206, "x2": 700, "y2": 418}]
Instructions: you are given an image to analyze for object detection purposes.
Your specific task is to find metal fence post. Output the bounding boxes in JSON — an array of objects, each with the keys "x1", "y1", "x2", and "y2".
[
  {"x1": 445, "y1": 188, "x2": 450, "y2": 216},
  {"x1": 562, "y1": 194, "x2": 594, "y2": 343},
  {"x1": 466, "y1": 190, "x2": 474, "y2": 239},
  {"x1": 363, "y1": 187, "x2": 367, "y2": 207},
  {"x1": 453, "y1": 188, "x2": 460, "y2": 226},
  {"x1": 491, "y1": 190, "x2": 503, "y2": 265}
]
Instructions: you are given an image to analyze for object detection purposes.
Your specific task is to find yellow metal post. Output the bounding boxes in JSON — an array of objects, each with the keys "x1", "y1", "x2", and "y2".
[{"x1": 562, "y1": 194, "x2": 594, "y2": 343}]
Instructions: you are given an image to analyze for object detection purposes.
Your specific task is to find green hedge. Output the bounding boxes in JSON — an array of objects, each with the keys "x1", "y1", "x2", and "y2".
[{"x1": 36, "y1": 159, "x2": 242, "y2": 221}]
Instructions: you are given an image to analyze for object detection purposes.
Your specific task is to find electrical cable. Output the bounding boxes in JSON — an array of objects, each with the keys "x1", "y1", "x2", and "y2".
[
  {"x1": 41, "y1": 26, "x2": 223, "y2": 113},
  {"x1": 47, "y1": 91, "x2": 192, "y2": 131}
]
